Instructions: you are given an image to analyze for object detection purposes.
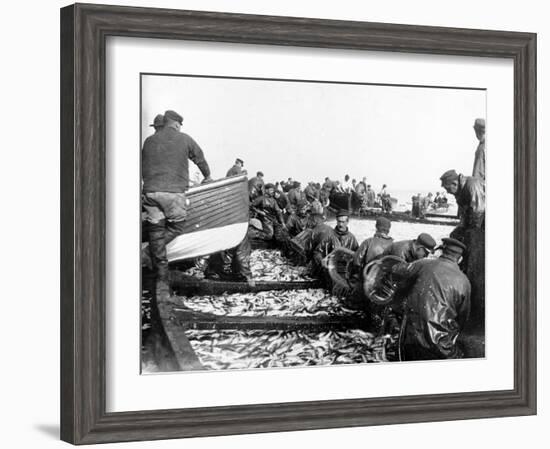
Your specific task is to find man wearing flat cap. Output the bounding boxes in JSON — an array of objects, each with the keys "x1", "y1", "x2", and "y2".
[
  {"x1": 248, "y1": 171, "x2": 265, "y2": 201},
  {"x1": 382, "y1": 232, "x2": 436, "y2": 263},
  {"x1": 391, "y1": 237, "x2": 471, "y2": 360},
  {"x1": 351, "y1": 217, "x2": 393, "y2": 282},
  {"x1": 440, "y1": 168, "x2": 485, "y2": 331},
  {"x1": 226, "y1": 158, "x2": 245, "y2": 177},
  {"x1": 333, "y1": 209, "x2": 359, "y2": 252},
  {"x1": 250, "y1": 182, "x2": 286, "y2": 241},
  {"x1": 142, "y1": 109, "x2": 212, "y2": 301},
  {"x1": 149, "y1": 114, "x2": 164, "y2": 134},
  {"x1": 472, "y1": 118, "x2": 486, "y2": 182},
  {"x1": 287, "y1": 181, "x2": 307, "y2": 212}
]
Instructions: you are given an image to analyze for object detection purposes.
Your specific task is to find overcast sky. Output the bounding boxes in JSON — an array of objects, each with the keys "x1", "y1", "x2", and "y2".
[{"x1": 141, "y1": 74, "x2": 485, "y2": 194}]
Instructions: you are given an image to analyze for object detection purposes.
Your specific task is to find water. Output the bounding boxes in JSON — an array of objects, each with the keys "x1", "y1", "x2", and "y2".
[
  {"x1": 389, "y1": 188, "x2": 457, "y2": 214},
  {"x1": 327, "y1": 218, "x2": 455, "y2": 245}
]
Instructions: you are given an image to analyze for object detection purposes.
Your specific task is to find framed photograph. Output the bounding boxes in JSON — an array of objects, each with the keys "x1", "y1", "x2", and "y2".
[{"x1": 60, "y1": 3, "x2": 536, "y2": 445}]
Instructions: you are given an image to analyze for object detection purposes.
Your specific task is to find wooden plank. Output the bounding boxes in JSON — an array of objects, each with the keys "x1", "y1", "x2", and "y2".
[
  {"x1": 170, "y1": 308, "x2": 367, "y2": 332},
  {"x1": 157, "y1": 301, "x2": 204, "y2": 371},
  {"x1": 170, "y1": 272, "x2": 322, "y2": 295}
]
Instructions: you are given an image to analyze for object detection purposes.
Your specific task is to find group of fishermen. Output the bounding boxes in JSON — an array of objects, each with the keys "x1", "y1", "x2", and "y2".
[
  {"x1": 411, "y1": 191, "x2": 449, "y2": 218},
  {"x1": 142, "y1": 109, "x2": 486, "y2": 363}
]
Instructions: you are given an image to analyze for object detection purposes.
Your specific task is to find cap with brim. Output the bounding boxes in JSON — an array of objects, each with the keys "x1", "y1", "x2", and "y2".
[
  {"x1": 441, "y1": 237, "x2": 467, "y2": 255},
  {"x1": 257, "y1": 172, "x2": 264, "y2": 177},
  {"x1": 336, "y1": 209, "x2": 350, "y2": 218},
  {"x1": 236, "y1": 158, "x2": 243, "y2": 164},
  {"x1": 375, "y1": 217, "x2": 391, "y2": 231},
  {"x1": 440, "y1": 169, "x2": 459, "y2": 182},
  {"x1": 164, "y1": 110, "x2": 183, "y2": 124},
  {"x1": 416, "y1": 233, "x2": 436, "y2": 252},
  {"x1": 149, "y1": 114, "x2": 164, "y2": 127},
  {"x1": 264, "y1": 183, "x2": 275, "y2": 190}
]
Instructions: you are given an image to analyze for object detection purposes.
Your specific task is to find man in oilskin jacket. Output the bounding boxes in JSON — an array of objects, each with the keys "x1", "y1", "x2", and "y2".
[
  {"x1": 352, "y1": 217, "x2": 393, "y2": 270},
  {"x1": 382, "y1": 233, "x2": 436, "y2": 263},
  {"x1": 309, "y1": 217, "x2": 341, "y2": 282},
  {"x1": 250, "y1": 183, "x2": 286, "y2": 240},
  {"x1": 333, "y1": 209, "x2": 359, "y2": 252},
  {"x1": 392, "y1": 237, "x2": 471, "y2": 360},
  {"x1": 440, "y1": 169, "x2": 485, "y2": 332}
]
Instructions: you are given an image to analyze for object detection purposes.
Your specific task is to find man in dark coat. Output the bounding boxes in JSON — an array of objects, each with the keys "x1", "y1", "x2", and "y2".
[
  {"x1": 391, "y1": 238, "x2": 471, "y2": 360},
  {"x1": 383, "y1": 233, "x2": 436, "y2": 263},
  {"x1": 142, "y1": 109, "x2": 212, "y2": 301},
  {"x1": 285, "y1": 200, "x2": 309, "y2": 238},
  {"x1": 472, "y1": 118, "x2": 486, "y2": 182},
  {"x1": 273, "y1": 189, "x2": 290, "y2": 214},
  {"x1": 309, "y1": 218, "x2": 341, "y2": 281},
  {"x1": 287, "y1": 181, "x2": 307, "y2": 210},
  {"x1": 226, "y1": 158, "x2": 245, "y2": 177},
  {"x1": 352, "y1": 217, "x2": 393, "y2": 271},
  {"x1": 250, "y1": 183, "x2": 286, "y2": 240},
  {"x1": 248, "y1": 171, "x2": 264, "y2": 200},
  {"x1": 333, "y1": 210, "x2": 359, "y2": 251},
  {"x1": 365, "y1": 185, "x2": 376, "y2": 208},
  {"x1": 440, "y1": 169, "x2": 485, "y2": 331},
  {"x1": 304, "y1": 182, "x2": 319, "y2": 203}
]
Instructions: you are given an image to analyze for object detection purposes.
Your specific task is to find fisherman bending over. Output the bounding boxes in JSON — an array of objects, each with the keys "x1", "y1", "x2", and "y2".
[
  {"x1": 391, "y1": 238, "x2": 471, "y2": 360},
  {"x1": 440, "y1": 169, "x2": 485, "y2": 332},
  {"x1": 382, "y1": 233, "x2": 436, "y2": 263},
  {"x1": 142, "y1": 109, "x2": 212, "y2": 302}
]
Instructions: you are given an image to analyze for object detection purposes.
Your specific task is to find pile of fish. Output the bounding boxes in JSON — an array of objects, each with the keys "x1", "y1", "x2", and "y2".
[
  {"x1": 250, "y1": 249, "x2": 313, "y2": 281},
  {"x1": 178, "y1": 250, "x2": 311, "y2": 282},
  {"x1": 187, "y1": 329, "x2": 398, "y2": 370},
  {"x1": 172, "y1": 288, "x2": 361, "y2": 317}
]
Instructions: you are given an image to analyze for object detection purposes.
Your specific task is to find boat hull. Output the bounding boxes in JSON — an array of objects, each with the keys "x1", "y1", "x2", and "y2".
[{"x1": 142, "y1": 175, "x2": 250, "y2": 261}]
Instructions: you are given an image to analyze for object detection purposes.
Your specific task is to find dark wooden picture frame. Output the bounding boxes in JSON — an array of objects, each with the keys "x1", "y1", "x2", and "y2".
[{"x1": 60, "y1": 3, "x2": 536, "y2": 445}]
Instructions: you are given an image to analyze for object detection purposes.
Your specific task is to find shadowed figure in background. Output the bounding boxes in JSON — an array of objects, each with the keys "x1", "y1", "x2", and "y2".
[{"x1": 472, "y1": 118, "x2": 486, "y2": 182}]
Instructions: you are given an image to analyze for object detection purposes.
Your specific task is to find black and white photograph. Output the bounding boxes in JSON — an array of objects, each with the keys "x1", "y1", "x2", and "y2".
[{"x1": 140, "y1": 73, "x2": 486, "y2": 373}]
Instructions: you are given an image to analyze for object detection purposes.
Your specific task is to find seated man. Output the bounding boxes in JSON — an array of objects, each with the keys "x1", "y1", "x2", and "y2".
[
  {"x1": 333, "y1": 209, "x2": 359, "y2": 251},
  {"x1": 248, "y1": 171, "x2": 265, "y2": 201},
  {"x1": 309, "y1": 217, "x2": 341, "y2": 282},
  {"x1": 391, "y1": 238, "x2": 471, "y2": 360},
  {"x1": 285, "y1": 200, "x2": 310, "y2": 238},
  {"x1": 352, "y1": 217, "x2": 393, "y2": 271},
  {"x1": 273, "y1": 189, "x2": 290, "y2": 215},
  {"x1": 382, "y1": 233, "x2": 436, "y2": 263},
  {"x1": 250, "y1": 183, "x2": 286, "y2": 240}
]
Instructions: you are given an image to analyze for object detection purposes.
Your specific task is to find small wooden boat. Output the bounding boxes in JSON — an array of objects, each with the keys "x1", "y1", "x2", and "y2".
[
  {"x1": 143, "y1": 175, "x2": 250, "y2": 262},
  {"x1": 329, "y1": 191, "x2": 364, "y2": 211},
  {"x1": 354, "y1": 209, "x2": 459, "y2": 226}
]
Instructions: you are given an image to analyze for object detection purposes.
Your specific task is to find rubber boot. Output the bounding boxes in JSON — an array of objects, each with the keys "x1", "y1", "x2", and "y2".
[{"x1": 148, "y1": 227, "x2": 171, "y2": 304}]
